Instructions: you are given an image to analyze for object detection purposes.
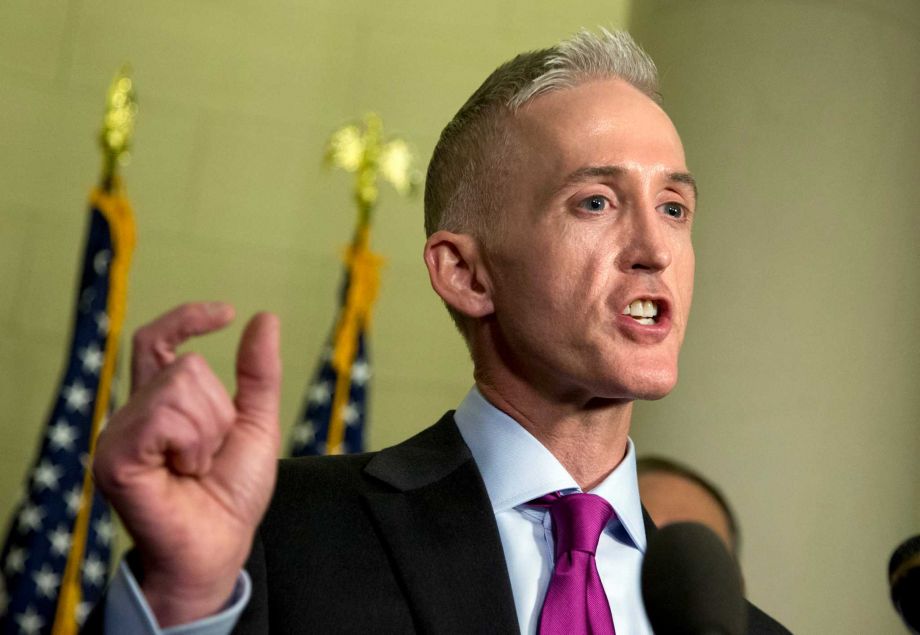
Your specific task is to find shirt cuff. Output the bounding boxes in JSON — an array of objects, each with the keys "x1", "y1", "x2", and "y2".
[{"x1": 104, "y1": 560, "x2": 251, "y2": 635}]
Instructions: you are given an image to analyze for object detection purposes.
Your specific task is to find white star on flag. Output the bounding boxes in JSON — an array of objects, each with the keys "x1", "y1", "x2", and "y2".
[
  {"x1": 79, "y1": 288, "x2": 96, "y2": 313},
  {"x1": 292, "y1": 421, "x2": 315, "y2": 446},
  {"x1": 32, "y1": 565, "x2": 60, "y2": 598},
  {"x1": 63, "y1": 379, "x2": 92, "y2": 414},
  {"x1": 309, "y1": 382, "x2": 331, "y2": 405},
  {"x1": 5, "y1": 547, "x2": 26, "y2": 574},
  {"x1": 49, "y1": 525, "x2": 72, "y2": 556},
  {"x1": 17, "y1": 504, "x2": 44, "y2": 533},
  {"x1": 79, "y1": 343, "x2": 104, "y2": 375},
  {"x1": 15, "y1": 606, "x2": 44, "y2": 635},
  {"x1": 343, "y1": 402, "x2": 361, "y2": 427},
  {"x1": 94, "y1": 517, "x2": 114, "y2": 546},
  {"x1": 82, "y1": 554, "x2": 106, "y2": 586},
  {"x1": 95, "y1": 311, "x2": 110, "y2": 336},
  {"x1": 93, "y1": 249, "x2": 111, "y2": 275},
  {"x1": 76, "y1": 601, "x2": 92, "y2": 626},
  {"x1": 65, "y1": 486, "x2": 83, "y2": 516},
  {"x1": 31, "y1": 460, "x2": 62, "y2": 492},
  {"x1": 350, "y1": 359, "x2": 371, "y2": 386},
  {"x1": 48, "y1": 419, "x2": 79, "y2": 451}
]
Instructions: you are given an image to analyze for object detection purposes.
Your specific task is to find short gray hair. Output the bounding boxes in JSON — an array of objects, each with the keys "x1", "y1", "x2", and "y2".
[
  {"x1": 424, "y1": 29, "x2": 660, "y2": 332},
  {"x1": 424, "y1": 28, "x2": 659, "y2": 238}
]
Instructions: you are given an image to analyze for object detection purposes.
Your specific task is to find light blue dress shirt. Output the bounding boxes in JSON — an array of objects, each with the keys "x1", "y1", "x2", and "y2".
[
  {"x1": 454, "y1": 387, "x2": 653, "y2": 635},
  {"x1": 104, "y1": 559, "x2": 249, "y2": 634},
  {"x1": 104, "y1": 386, "x2": 652, "y2": 634}
]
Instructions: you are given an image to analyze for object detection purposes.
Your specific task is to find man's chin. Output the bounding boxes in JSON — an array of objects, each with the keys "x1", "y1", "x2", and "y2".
[{"x1": 619, "y1": 369, "x2": 678, "y2": 401}]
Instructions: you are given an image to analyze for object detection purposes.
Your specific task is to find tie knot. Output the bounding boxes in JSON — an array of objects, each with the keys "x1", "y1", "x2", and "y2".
[{"x1": 532, "y1": 492, "x2": 614, "y2": 556}]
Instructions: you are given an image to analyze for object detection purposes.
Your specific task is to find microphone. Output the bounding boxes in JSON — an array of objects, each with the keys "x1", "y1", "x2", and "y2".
[
  {"x1": 641, "y1": 522, "x2": 746, "y2": 635},
  {"x1": 889, "y1": 534, "x2": 920, "y2": 634}
]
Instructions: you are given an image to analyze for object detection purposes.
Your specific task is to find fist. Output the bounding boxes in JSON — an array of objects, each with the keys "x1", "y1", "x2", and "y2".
[{"x1": 93, "y1": 302, "x2": 281, "y2": 626}]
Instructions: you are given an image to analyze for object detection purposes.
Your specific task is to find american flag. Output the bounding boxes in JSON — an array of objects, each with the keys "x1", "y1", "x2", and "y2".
[
  {"x1": 289, "y1": 330, "x2": 371, "y2": 457},
  {"x1": 289, "y1": 115, "x2": 413, "y2": 458},
  {"x1": 0, "y1": 187, "x2": 134, "y2": 635},
  {"x1": 289, "y1": 231, "x2": 379, "y2": 457}
]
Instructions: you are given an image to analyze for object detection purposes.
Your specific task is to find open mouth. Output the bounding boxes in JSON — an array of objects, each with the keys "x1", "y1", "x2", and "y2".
[{"x1": 622, "y1": 299, "x2": 659, "y2": 325}]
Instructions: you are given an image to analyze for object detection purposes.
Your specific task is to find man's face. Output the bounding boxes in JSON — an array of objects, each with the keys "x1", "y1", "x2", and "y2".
[{"x1": 482, "y1": 78, "x2": 696, "y2": 403}]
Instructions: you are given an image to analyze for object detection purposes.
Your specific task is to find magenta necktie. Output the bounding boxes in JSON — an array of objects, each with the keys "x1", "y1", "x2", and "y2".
[{"x1": 531, "y1": 492, "x2": 617, "y2": 635}]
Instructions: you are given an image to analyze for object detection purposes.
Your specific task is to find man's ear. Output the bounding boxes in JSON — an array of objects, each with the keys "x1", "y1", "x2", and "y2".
[{"x1": 423, "y1": 231, "x2": 494, "y2": 318}]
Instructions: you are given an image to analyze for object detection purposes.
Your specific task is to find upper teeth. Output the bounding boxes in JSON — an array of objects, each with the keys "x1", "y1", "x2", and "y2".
[{"x1": 623, "y1": 300, "x2": 658, "y2": 318}]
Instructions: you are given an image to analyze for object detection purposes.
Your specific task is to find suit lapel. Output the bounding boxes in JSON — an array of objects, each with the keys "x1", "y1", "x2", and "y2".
[{"x1": 363, "y1": 413, "x2": 520, "y2": 634}]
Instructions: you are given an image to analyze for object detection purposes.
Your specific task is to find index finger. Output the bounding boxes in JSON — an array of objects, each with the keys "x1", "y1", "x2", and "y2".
[{"x1": 131, "y1": 302, "x2": 236, "y2": 393}]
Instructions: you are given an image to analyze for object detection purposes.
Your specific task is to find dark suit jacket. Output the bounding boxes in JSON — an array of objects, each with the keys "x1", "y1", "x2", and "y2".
[
  {"x1": 232, "y1": 412, "x2": 791, "y2": 634},
  {"x1": 83, "y1": 412, "x2": 790, "y2": 633}
]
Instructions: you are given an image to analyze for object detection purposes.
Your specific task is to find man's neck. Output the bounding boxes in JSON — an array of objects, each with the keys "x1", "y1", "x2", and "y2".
[{"x1": 474, "y1": 376, "x2": 633, "y2": 492}]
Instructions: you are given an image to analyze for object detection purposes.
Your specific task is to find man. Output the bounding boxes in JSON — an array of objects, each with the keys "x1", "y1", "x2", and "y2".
[
  {"x1": 637, "y1": 456, "x2": 741, "y2": 554},
  {"x1": 88, "y1": 30, "x2": 789, "y2": 633}
]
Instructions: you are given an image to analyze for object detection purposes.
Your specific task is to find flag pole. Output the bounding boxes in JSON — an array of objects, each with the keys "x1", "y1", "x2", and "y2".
[
  {"x1": 51, "y1": 67, "x2": 137, "y2": 635},
  {"x1": 290, "y1": 114, "x2": 417, "y2": 457}
]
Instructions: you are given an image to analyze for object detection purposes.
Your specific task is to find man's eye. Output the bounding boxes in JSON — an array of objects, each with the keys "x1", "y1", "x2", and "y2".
[
  {"x1": 579, "y1": 195, "x2": 609, "y2": 213},
  {"x1": 659, "y1": 202, "x2": 686, "y2": 219}
]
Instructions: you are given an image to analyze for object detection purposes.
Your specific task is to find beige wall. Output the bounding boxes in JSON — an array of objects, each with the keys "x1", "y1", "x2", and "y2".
[
  {"x1": 2, "y1": 1, "x2": 918, "y2": 632},
  {"x1": 0, "y1": 0, "x2": 630, "y2": 574},
  {"x1": 629, "y1": 1, "x2": 920, "y2": 632}
]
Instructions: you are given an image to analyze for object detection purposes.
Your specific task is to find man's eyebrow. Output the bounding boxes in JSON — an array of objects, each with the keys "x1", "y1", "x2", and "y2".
[
  {"x1": 561, "y1": 165, "x2": 699, "y2": 200},
  {"x1": 563, "y1": 165, "x2": 626, "y2": 183},
  {"x1": 668, "y1": 171, "x2": 698, "y2": 200}
]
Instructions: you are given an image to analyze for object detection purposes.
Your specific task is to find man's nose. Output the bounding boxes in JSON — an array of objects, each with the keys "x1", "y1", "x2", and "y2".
[{"x1": 614, "y1": 206, "x2": 672, "y2": 273}]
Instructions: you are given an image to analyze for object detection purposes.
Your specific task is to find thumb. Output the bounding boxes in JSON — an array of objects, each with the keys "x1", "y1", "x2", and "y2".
[{"x1": 234, "y1": 312, "x2": 281, "y2": 425}]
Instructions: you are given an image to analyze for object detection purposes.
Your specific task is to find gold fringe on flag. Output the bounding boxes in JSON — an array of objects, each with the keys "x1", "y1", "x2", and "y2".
[
  {"x1": 52, "y1": 184, "x2": 135, "y2": 635},
  {"x1": 326, "y1": 226, "x2": 382, "y2": 454}
]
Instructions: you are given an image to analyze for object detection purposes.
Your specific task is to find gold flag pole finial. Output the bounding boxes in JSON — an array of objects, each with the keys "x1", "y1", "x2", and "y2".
[
  {"x1": 318, "y1": 113, "x2": 418, "y2": 455},
  {"x1": 324, "y1": 112, "x2": 420, "y2": 228},
  {"x1": 99, "y1": 65, "x2": 138, "y2": 193}
]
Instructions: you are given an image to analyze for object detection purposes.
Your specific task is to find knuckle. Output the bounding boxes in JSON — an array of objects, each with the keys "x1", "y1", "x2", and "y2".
[
  {"x1": 91, "y1": 433, "x2": 130, "y2": 492},
  {"x1": 132, "y1": 327, "x2": 151, "y2": 351},
  {"x1": 104, "y1": 458, "x2": 140, "y2": 491},
  {"x1": 161, "y1": 375, "x2": 193, "y2": 407},
  {"x1": 175, "y1": 352, "x2": 207, "y2": 376},
  {"x1": 158, "y1": 363, "x2": 196, "y2": 400}
]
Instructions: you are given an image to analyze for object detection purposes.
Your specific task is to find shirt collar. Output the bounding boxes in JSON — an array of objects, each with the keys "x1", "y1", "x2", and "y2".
[{"x1": 454, "y1": 386, "x2": 647, "y2": 551}]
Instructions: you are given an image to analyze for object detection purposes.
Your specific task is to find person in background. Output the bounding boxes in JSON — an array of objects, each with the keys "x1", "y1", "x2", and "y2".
[{"x1": 638, "y1": 455, "x2": 740, "y2": 555}]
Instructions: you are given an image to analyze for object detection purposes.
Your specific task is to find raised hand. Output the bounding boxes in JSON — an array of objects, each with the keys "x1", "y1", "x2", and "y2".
[{"x1": 93, "y1": 302, "x2": 281, "y2": 626}]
